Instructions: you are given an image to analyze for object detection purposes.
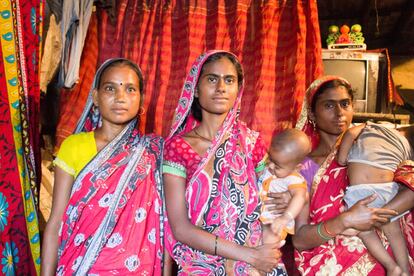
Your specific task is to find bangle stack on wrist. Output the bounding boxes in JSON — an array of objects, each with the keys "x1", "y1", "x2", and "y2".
[
  {"x1": 323, "y1": 221, "x2": 335, "y2": 237},
  {"x1": 317, "y1": 222, "x2": 335, "y2": 241}
]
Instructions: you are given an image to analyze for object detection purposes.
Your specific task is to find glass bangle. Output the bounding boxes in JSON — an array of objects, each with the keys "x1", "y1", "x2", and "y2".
[{"x1": 317, "y1": 222, "x2": 332, "y2": 240}]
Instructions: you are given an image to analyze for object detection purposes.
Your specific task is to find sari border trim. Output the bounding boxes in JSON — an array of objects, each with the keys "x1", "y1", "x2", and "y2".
[
  {"x1": 163, "y1": 162, "x2": 186, "y2": 179},
  {"x1": 310, "y1": 135, "x2": 344, "y2": 197},
  {"x1": 53, "y1": 157, "x2": 76, "y2": 176}
]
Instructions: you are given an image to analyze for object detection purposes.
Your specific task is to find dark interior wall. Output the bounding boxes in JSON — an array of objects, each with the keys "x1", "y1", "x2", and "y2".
[
  {"x1": 317, "y1": 0, "x2": 414, "y2": 122},
  {"x1": 392, "y1": 56, "x2": 414, "y2": 120},
  {"x1": 317, "y1": 0, "x2": 414, "y2": 55}
]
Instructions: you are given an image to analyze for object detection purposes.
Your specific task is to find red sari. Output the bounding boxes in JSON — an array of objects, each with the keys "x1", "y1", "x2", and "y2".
[
  {"x1": 56, "y1": 59, "x2": 164, "y2": 275},
  {"x1": 295, "y1": 75, "x2": 414, "y2": 275},
  {"x1": 163, "y1": 51, "x2": 285, "y2": 275}
]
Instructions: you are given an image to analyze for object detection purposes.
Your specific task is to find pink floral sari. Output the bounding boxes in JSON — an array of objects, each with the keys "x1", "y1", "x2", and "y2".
[
  {"x1": 56, "y1": 59, "x2": 164, "y2": 275},
  {"x1": 164, "y1": 51, "x2": 285, "y2": 275},
  {"x1": 295, "y1": 75, "x2": 414, "y2": 275}
]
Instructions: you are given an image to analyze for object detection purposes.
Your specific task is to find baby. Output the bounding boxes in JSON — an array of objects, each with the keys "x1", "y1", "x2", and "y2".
[
  {"x1": 338, "y1": 122, "x2": 413, "y2": 276},
  {"x1": 259, "y1": 128, "x2": 311, "y2": 244}
]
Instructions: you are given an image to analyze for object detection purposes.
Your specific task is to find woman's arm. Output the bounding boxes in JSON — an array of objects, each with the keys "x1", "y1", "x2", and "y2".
[
  {"x1": 293, "y1": 195, "x2": 398, "y2": 251},
  {"x1": 162, "y1": 249, "x2": 174, "y2": 276},
  {"x1": 41, "y1": 167, "x2": 74, "y2": 276},
  {"x1": 164, "y1": 173, "x2": 283, "y2": 273}
]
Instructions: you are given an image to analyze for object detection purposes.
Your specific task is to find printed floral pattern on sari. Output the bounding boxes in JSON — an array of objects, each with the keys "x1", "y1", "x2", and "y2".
[{"x1": 56, "y1": 58, "x2": 165, "y2": 275}]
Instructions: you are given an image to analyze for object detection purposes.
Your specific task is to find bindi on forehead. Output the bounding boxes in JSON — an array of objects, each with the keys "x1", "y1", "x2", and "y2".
[{"x1": 100, "y1": 81, "x2": 136, "y2": 87}]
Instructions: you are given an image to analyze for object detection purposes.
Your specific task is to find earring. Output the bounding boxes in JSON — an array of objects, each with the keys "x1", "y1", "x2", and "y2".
[
  {"x1": 92, "y1": 104, "x2": 100, "y2": 116},
  {"x1": 309, "y1": 119, "x2": 316, "y2": 130},
  {"x1": 138, "y1": 107, "x2": 145, "y2": 115}
]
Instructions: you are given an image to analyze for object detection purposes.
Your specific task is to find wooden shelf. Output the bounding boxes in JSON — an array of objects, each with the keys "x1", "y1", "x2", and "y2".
[{"x1": 353, "y1": 112, "x2": 410, "y2": 124}]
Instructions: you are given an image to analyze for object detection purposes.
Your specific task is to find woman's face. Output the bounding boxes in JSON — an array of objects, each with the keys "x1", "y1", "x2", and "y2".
[
  {"x1": 311, "y1": 86, "x2": 353, "y2": 136},
  {"x1": 196, "y1": 57, "x2": 239, "y2": 117},
  {"x1": 93, "y1": 64, "x2": 141, "y2": 127}
]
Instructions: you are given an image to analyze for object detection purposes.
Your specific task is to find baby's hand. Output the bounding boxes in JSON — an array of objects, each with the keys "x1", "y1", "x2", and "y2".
[{"x1": 271, "y1": 214, "x2": 292, "y2": 238}]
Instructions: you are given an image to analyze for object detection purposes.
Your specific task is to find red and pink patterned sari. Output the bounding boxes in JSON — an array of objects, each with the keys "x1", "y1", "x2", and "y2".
[
  {"x1": 56, "y1": 59, "x2": 164, "y2": 275},
  {"x1": 163, "y1": 51, "x2": 285, "y2": 275},
  {"x1": 295, "y1": 76, "x2": 414, "y2": 275}
]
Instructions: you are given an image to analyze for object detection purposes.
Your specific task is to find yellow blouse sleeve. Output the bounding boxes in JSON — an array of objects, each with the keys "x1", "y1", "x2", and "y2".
[
  {"x1": 53, "y1": 132, "x2": 97, "y2": 178},
  {"x1": 54, "y1": 135, "x2": 77, "y2": 176}
]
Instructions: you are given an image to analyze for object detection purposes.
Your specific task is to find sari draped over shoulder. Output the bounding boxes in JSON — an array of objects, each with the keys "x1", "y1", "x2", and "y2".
[
  {"x1": 164, "y1": 51, "x2": 283, "y2": 275},
  {"x1": 394, "y1": 160, "x2": 414, "y2": 192},
  {"x1": 295, "y1": 75, "x2": 414, "y2": 275},
  {"x1": 56, "y1": 59, "x2": 164, "y2": 275},
  {"x1": 394, "y1": 161, "x2": 414, "y2": 259}
]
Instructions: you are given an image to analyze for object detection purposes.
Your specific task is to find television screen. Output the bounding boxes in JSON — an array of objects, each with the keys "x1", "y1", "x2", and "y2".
[
  {"x1": 322, "y1": 59, "x2": 367, "y2": 112},
  {"x1": 322, "y1": 50, "x2": 387, "y2": 114}
]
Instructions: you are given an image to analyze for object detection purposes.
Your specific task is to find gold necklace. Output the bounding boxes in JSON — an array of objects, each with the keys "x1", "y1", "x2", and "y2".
[{"x1": 194, "y1": 128, "x2": 213, "y2": 142}]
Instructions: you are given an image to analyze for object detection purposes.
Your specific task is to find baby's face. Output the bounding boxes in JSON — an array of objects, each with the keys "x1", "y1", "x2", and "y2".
[{"x1": 267, "y1": 147, "x2": 299, "y2": 178}]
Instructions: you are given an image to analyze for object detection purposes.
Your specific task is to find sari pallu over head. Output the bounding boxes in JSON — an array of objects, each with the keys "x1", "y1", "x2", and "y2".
[
  {"x1": 295, "y1": 76, "x2": 414, "y2": 275},
  {"x1": 56, "y1": 58, "x2": 164, "y2": 275},
  {"x1": 165, "y1": 50, "x2": 264, "y2": 274}
]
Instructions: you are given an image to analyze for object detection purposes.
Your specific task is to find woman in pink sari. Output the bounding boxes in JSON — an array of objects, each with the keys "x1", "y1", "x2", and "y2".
[
  {"x1": 41, "y1": 58, "x2": 164, "y2": 275},
  {"x1": 293, "y1": 75, "x2": 414, "y2": 275},
  {"x1": 163, "y1": 50, "x2": 286, "y2": 275}
]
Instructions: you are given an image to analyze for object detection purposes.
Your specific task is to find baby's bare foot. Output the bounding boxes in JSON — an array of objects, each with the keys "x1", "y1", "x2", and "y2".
[
  {"x1": 400, "y1": 270, "x2": 409, "y2": 276},
  {"x1": 387, "y1": 265, "x2": 402, "y2": 276}
]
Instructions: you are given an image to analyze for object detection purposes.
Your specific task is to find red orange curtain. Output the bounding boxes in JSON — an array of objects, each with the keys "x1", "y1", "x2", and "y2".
[
  {"x1": 56, "y1": 0, "x2": 322, "y2": 147},
  {"x1": 98, "y1": 0, "x2": 322, "y2": 144}
]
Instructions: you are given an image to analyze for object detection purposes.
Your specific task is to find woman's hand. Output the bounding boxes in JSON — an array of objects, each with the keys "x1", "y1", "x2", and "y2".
[
  {"x1": 247, "y1": 241, "x2": 285, "y2": 273},
  {"x1": 342, "y1": 194, "x2": 398, "y2": 231},
  {"x1": 265, "y1": 191, "x2": 291, "y2": 215}
]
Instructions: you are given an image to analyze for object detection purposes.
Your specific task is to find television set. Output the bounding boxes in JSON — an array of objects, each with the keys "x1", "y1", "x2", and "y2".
[{"x1": 322, "y1": 49, "x2": 388, "y2": 113}]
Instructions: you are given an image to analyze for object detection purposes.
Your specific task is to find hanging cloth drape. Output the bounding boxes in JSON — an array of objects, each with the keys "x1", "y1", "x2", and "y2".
[
  {"x1": 58, "y1": 0, "x2": 94, "y2": 88},
  {"x1": 0, "y1": 0, "x2": 44, "y2": 275},
  {"x1": 97, "y1": 0, "x2": 322, "y2": 144},
  {"x1": 55, "y1": 12, "x2": 98, "y2": 151}
]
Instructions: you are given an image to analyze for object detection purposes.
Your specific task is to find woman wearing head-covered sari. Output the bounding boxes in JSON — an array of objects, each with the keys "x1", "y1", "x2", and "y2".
[
  {"x1": 292, "y1": 75, "x2": 414, "y2": 275},
  {"x1": 41, "y1": 58, "x2": 164, "y2": 275},
  {"x1": 163, "y1": 50, "x2": 286, "y2": 275}
]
